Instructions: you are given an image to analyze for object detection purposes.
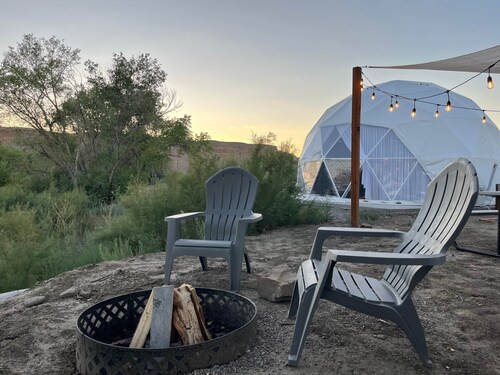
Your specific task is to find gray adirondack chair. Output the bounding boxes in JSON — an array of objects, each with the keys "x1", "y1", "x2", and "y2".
[
  {"x1": 287, "y1": 158, "x2": 479, "y2": 367},
  {"x1": 164, "y1": 167, "x2": 262, "y2": 292}
]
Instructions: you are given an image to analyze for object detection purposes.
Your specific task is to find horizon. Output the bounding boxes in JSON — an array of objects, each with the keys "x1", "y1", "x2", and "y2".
[{"x1": 1, "y1": 1, "x2": 499, "y2": 154}]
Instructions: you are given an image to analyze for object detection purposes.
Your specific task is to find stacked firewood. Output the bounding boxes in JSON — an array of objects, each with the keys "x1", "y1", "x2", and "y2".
[{"x1": 129, "y1": 283, "x2": 211, "y2": 348}]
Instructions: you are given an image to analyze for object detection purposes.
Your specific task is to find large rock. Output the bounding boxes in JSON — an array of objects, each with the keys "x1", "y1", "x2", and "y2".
[{"x1": 257, "y1": 267, "x2": 296, "y2": 302}]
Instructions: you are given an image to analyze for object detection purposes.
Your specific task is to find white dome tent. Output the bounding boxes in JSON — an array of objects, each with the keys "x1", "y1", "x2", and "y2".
[{"x1": 298, "y1": 80, "x2": 500, "y2": 205}]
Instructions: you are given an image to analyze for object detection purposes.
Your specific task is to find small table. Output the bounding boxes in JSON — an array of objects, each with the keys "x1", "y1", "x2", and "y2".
[{"x1": 454, "y1": 191, "x2": 500, "y2": 258}]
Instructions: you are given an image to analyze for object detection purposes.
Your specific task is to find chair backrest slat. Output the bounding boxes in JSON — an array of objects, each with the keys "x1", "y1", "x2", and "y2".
[
  {"x1": 204, "y1": 167, "x2": 259, "y2": 241},
  {"x1": 383, "y1": 159, "x2": 478, "y2": 298}
]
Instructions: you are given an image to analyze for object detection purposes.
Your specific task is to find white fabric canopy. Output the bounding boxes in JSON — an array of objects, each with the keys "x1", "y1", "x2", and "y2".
[{"x1": 368, "y1": 45, "x2": 500, "y2": 74}]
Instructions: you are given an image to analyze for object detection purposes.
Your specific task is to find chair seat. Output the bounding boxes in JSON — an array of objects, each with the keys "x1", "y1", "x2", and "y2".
[
  {"x1": 303, "y1": 260, "x2": 397, "y2": 305},
  {"x1": 175, "y1": 239, "x2": 232, "y2": 249},
  {"x1": 331, "y1": 267, "x2": 397, "y2": 304}
]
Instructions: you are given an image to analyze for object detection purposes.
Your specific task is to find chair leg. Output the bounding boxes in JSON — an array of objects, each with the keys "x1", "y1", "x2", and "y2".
[
  {"x1": 393, "y1": 298, "x2": 432, "y2": 368},
  {"x1": 199, "y1": 256, "x2": 208, "y2": 271},
  {"x1": 244, "y1": 253, "x2": 251, "y2": 273},
  {"x1": 287, "y1": 281, "x2": 300, "y2": 319},
  {"x1": 164, "y1": 251, "x2": 175, "y2": 285},
  {"x1": 228, "y1": 250, "x2": 244, "y2": 292},
  {"x1": 287, "y1": 281, "x2": 322, "y2": 366},
  {"x1": 288, "y1": 259, "x2": 334, "y2": 367}
]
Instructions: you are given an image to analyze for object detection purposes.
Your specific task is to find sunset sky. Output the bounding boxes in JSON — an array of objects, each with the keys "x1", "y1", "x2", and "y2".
[{"x1": 1, "y1": 1, "x2": 499, "y2": 152}]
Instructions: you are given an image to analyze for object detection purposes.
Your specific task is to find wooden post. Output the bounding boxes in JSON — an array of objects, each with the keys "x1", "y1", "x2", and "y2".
[{"x1": 351, "y1": 67, "x2": 362, "y2": 228}]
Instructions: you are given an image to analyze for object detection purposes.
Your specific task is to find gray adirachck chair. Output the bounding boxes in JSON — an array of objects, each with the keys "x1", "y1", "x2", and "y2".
[
  {"x1": 164, "y1": 167, "x2": 262, "y2": 292},
  {"x1": 287, "y1": 158, "x2": 478, "y2": 368}
]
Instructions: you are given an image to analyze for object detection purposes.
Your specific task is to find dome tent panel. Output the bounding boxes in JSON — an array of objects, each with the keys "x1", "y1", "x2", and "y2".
[
  {"x1": 393, "y1": 163, "x2": 430, "y2": 202},
  {"x1": 325, "y1": 137, "x2": 351, "y2": 158},
  {"x1": 366, "y1": 129, "x2": 414, "y2": 159},
  {"x1": 299, "y1": 160, "x2": 322, "y2": 193},
  {"x1": 359, "y1": 124, "x2": 391, "y2": 159},
  {"x1": 300, "y1": 131, "x2": 323, "y2": 162},
  {"x1": 320, "y1": 126, "x2": 341, "y2": 154},
  {"x1": 311, "y1": 162, "x2": 335, "y2": 195},
  {"x1": 325, "y1": 159, "x2": 351, "y2": 197}
]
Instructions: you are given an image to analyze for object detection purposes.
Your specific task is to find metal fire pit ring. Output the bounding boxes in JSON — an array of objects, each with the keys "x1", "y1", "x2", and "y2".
[{"x1": 76, "y1": 288, "x2": 257, "y2": 374}]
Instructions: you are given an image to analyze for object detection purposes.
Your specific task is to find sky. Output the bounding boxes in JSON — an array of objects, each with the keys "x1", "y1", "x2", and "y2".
[{"x1": 0, "y1": 0, "x2": 499, "y2": 153}]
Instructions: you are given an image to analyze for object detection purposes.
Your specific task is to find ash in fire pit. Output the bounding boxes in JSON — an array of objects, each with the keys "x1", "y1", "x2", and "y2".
[{"x1": 76, "y1": 288, "x2": 257, "y2": 374}]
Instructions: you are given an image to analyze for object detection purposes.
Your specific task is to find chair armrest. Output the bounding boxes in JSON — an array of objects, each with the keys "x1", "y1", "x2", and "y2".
[
  {"x1": 238, "y1": 213, "x2": 263, "y2": 224},
  {"x1": 165, "y1": 212, "x2": 204, "y2": 253},
  {"x1": 326, "y1": 249, "x2": 446, "y2": 266},
  {"x1": 164, "y1": 211, "x2": 204, "y2": 222},
  {"x1": 234, "y1": 213, "x2": 262, "y2": 250},
  {"x1": 309, "y1": 226, "x2": 406, "y2": 260}
]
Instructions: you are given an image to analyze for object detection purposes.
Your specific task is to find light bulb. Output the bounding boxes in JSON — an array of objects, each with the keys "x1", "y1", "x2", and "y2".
[
  {"x1": 435, "y1": 106, "x2": 439, "y2": 118},
  {"x1": 389, "y1": 103, "x2": 394, "y2": 112},
  {"x1": 482, "y1": 115, "x2": 487, "y2": 124},
  {"x1": 395, "y1": 98, "x2": 399, "y2": 108},
  {"x1": 446, "y1": 100, "x2": 452, "y2": 112},
  {"x1": 411, "y1": 100, "x2": 416, "y2": 117},
  {"x1": 487, "y1": 75, "x2": 494, "y2": 89},
  {"x1": 371, "y1": 91, "x2": 376, "y2": 100}
]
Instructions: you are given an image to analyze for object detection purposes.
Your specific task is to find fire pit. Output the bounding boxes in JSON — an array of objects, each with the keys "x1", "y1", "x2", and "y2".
[{"x1": 76, "y1": 288, "x2": 257, "y2": 374}]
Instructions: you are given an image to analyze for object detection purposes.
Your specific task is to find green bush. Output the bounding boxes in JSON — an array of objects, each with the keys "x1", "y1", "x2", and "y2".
[
  {"x1": 0, "y1": 205, "x2": 54, "y2": 292},
  {"x1": 88, "y1": 179, "x2": 183, "y2": 258},
  {"x1": 0, "y1": 138, "x2": 333, "y2": 292},
  {"x1": 245, "y1": 144, "x2": 301, "y2": 230},
  {"x1": 49, "y1": 189, "x2": 91, "y2": 238}
]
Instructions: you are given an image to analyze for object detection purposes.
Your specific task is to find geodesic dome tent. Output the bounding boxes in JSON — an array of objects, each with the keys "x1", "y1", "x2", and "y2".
[{"x1": 298, "y1": 80, "x2": 500, "y2": 204}]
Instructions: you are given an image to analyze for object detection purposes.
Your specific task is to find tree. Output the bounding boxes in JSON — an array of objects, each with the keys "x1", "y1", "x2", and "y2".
[
  {"x1": 0, "y1": 35, "x2": 193, "y2": 202},
  {"x1": 58, "y1": 53, "x2": 186, "y2": 201},
  {"x1": 0, "y1": 34, "x2": 81, "y2": 184}
]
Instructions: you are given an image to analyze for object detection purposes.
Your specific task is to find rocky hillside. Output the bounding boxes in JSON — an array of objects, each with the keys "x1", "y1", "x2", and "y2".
[{"x1": 0, "y1": 126, "x2": 268, "y2": 172}]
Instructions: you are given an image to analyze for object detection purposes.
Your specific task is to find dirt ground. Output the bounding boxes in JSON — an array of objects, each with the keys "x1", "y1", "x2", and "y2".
[{"x1": 0, "y1": 211, "x2": 499, "y2": 375}]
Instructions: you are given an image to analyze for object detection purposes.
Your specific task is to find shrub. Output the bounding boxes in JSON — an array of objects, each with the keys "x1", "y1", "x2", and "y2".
[
  {"x1": 49, "y1": 189, "x2": 91, "y2": 238},
  {"x1": 88, "y1": 179, "x2": 183, "y2": 257},
  {"x1": 0, "y1": 205, "x2": 54, "y2": 292},
  {"x1": 245, "y1": 143, "x2": 301, "y2": 230}
]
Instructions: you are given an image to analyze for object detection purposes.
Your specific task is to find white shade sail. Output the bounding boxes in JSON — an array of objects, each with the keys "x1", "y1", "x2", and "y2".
[{"x1": 368, "y1": 45, "x2": 500, "y2": 74}]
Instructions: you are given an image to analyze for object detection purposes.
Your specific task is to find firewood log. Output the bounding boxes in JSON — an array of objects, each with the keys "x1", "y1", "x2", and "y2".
[{"x1": 172, "y1": 284, "x2": 211, "y2": 345}]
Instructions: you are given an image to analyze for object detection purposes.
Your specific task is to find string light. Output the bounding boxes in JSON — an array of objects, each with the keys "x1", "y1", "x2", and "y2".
[
  {"x1": 361, "y1": 64, "x2": 500, "y2": 120},
  {"x1": 487, "y1": 68, "x2": 494, "y2": 89},
  {"x1": 446, "y1": 91, "x2": 452, "y2": 112}
]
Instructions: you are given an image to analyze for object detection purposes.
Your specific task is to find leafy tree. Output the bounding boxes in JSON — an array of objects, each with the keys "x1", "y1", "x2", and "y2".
[
  {"x1": 58, "y1": 53, "x2": 187, "y2": 201},
  {"x1": 0, "y1": 34, "x2": 81, "y2": 184},
  {"x1": 0, "y1": 35, "x2": 193, "y2": 202}
]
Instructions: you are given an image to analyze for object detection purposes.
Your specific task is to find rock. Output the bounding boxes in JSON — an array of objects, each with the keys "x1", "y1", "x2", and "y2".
[
  {"x1": 59, "y1": 286, "x2": 81, "y2": 298},
  {"x1": 257, "y1": 267, "x2": 296, "y2": 302},
  {"x1": 79, "y1": 288, "x2": 92, "y2": 298},
  {"x1": 23, "y1": 296, "x2": 47, "y2": 308}
]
